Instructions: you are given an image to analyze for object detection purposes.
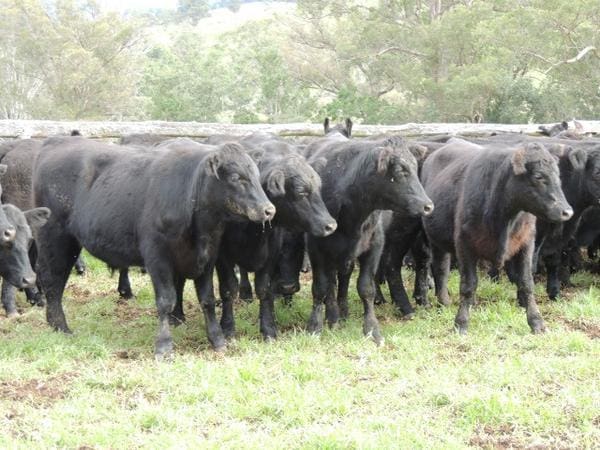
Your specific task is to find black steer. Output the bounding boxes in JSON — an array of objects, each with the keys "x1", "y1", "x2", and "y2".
[
  {"x1": 166, "y1": 138, "x2": 337, "y2": 340},
  {"x1": 422, "y1": 139, "x2": 573, "y2": 334},
  {"x1": 306, "y1": 138, "x2": 433, "y2": 345},
  {"x1": 0, "y1": 205, "x2": 50, "y2": 317},
  {"x1": 33, "y1": 137, "x2": 274, "y2": 358}
]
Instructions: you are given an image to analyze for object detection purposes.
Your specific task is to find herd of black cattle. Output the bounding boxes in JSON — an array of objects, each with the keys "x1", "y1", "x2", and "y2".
[{"x1": 0, "y1": 118, "x2": 599, "y2": 358}]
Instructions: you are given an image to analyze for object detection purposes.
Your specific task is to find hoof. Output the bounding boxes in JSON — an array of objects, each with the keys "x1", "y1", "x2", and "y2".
[
  {"x1": 327, "y1": 320, "x2": 340, "y2": 330},
  {"x1": 119, "y1": 291, "x2": 134, "y2": 300},
  {"x1": 239, "y1": 289, "x2": 253, "y2": 302},
  {"x1": 213, "y1": 342, "x2": 227, "y2": 353},
  {"x1": 222, "y1": 327, "x2": 235, "y2": 340},
  {"x1": 154, "y1": 351, "x2": 174, "y2": 362},
  {"x1": 52, "y1": 324, "x2": 73, "y2": 334},
  {"x1": 454, "y1": 323, "x2": 468, "y2": 335},
  {"x1": 168, "y1": 314, "x2": 186, "y2": 327},
  {"x1": 6, "y1": 311, "x2": 19, "y2": 319},
  {"x1": 154, "y1": 339, "x2": 173, "y2": 361},
  {"x1": 401, "y1": 312, "x2": 415, "y2": 321},
  {"x1": 307, "y1": 321, "x2": 323, "y2": 335},
  {"x1": 374, "y1": 296, "x2": 387, "y2": 306},
  {"x1": 529, "y1": 317, "x2": 546, "y2": 334},
  {"x1": 415, "y1": 296, "x2": 430, "y2": 307},
  {"x1": 368, "y1": 331, "x2": 384, "y2": 347}
]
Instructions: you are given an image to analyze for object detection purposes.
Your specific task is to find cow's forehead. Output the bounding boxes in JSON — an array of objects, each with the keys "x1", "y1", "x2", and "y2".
[{"x1": 392, "y1": 147, "x2": 417, "y2": 168}]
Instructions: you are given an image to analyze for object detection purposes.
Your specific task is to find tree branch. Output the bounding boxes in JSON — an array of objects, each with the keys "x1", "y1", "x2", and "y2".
[{"x1": 376, "y1": 46, "x2": 427, "y2": 59}]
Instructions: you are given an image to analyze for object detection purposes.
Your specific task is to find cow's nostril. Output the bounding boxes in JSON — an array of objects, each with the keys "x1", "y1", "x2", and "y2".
[
  {"x1": 561, "y1": 208, "x2": 573, "y2": 221},
  {"x1": 324, "y1": 222, "x2": 337, "y2": 234},
  {"x1": 3, "y1": 227, "x2": 15, "y2": 242},
  {"x1": 264, "y1": 205, "x2": 276, "y2": 219},
  {"x1": 423, "y1": 203, "x2": 434, "y2": 216}
]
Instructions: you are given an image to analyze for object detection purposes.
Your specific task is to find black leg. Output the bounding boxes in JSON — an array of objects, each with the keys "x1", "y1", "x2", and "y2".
[
  {"x1": 336, "y1": 263, "x2": 353, "y2": 321},
  {"x1": 238, "y1": 267, "x2": 253, "y2": 302},
  {"x1": 118, "y1": 268, "x2": 134, "y2": 299},
  {"x1": 36, "y1": 225, "x2": 81, "y2": 334},
  {"x1": 357, "y1": 248, "x2": 384, "y2": 346},
  {"x1": 454, "y1": 245, "x2": 478, "y2": 334},
  {"x1": 544, "y1": 251, "x2": 561, "y2": 300},
  {"x1": 411, "y1": 235, "x2": 432, "y2": 307},
  {"x1": 385, "y1": 243, "x2": 414, "y2": 317},
  {"x1": 74, "y1": 254, "x2": 86, "y2": 275},
  {"x1": 255, "y1": 267, "x2": 277, "y2": 340},
  {"x1": 216, "y1": 258, "x2": 238, "y2": 339},
  {"x1": 513, "y1": 243, "x2": 545, "y2": 333},
  {"x1": 194, "y1": 266, "x2": 226, "y2": 352},
  {"x1": 169, "y1": 275, "x2": 186, "y2": 326},
  {"x1": 307, "y1": 250, "x2": 335, "y2": 335},
  {"x1": 1, "y1": 279, "x2": 18, "y2": 317},
  {"x1": 431, "y1": 246, "x2": 451, "y2": 306}
]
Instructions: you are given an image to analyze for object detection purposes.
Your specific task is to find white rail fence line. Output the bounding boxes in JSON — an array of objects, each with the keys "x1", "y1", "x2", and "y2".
[{"x1": 0, "y1": 119, "x2": 599, "y2": 139}]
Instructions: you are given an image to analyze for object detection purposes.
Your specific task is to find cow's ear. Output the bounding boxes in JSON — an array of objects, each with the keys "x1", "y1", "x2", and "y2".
[
  {"x1": 267, "y1": 170, "x2": 285, "y2": 197},
  {"x1": 323, "y1": 118, "x2": 330, "y2": 134},
  {"x1": 206, "y1": 153, "x2": 220, "y2": 179},
  {"x1": 377, "y1": 147, "x2": 394, "y2": 175},
  {"x1": 248, "y1": 149, "x2": 265, "y2": 162},
  {"x1": 568, "y1": 147, "x2": 587, "y2": 170},
  {"x1": 408, "y1": 143, "x2": 427, "y2": 162},
  {"x1": 511, "y1": 147, "x2": 527, "y2": 175},
  {"x1": 561, "y1": 121, "x2": 569, "y2": 130},
  {"x1": 345, "y1": 118, "x2": 353, "y2": 137},
  {"x1": 24, "y1": 207, "x2": 51, "y2": 231},
  {"x1": 545, "y1": 143, "x2": 566, "y2": 161},
  {"x1": 0, "y1": 164, "x2": 7, "y2": 176},
  {"x1": 311, "y1": 157, "x2": 327, "y2": 173}
]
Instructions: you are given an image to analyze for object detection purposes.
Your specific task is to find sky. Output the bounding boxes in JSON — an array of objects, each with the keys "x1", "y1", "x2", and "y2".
[{"x1": 98, "y1": 0, "x2": 177, "y2": 12}]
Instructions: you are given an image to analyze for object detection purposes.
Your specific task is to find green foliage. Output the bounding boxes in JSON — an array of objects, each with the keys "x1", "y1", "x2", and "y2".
[
  {"x1": 176, "y1": 0, "x2": 210, "y2": 24},
  {"x1": 0, "y1": 0, "x2": 598, "y2": 123},
  {"x1": 0, "y1": 0, "x2": 144, "y2": 120},
  {"x1": 142, "y1": 20, "x2": 317, "y2": 123}
]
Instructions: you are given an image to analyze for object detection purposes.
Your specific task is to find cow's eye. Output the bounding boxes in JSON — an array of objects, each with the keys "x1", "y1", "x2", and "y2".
[
  {"x1": 229, "y1": 173, "x2": 240, "y2": 183},
  {"x1": 533, "y1": 173, "x2": 544, "y2": 181}
]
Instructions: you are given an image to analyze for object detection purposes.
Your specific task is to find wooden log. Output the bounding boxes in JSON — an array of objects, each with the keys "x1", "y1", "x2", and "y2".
[{"x1": 0, "y1": 119, "x2": 598, "y2": 139}]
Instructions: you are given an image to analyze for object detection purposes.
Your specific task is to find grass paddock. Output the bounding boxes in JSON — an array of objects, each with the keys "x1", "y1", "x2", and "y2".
[{"x1": 0, "y1": 254, "x2": 598, "y2": 449}]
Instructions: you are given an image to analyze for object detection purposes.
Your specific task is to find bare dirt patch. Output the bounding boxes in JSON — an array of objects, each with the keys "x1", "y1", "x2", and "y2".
[
  {"x1": 0, "y1": 372, "x2": 78, "y2": 406},
  {"x1": 469, "y1": 424, "x2": 522, "y2": 449},
  {"x1": 558, "y1": 318, "x2": 600, "y2": 339}
]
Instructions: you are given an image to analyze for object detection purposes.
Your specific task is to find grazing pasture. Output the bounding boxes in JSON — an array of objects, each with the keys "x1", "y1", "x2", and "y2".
[{"x1": 0, "y1": 253, "x2": 598, "y2": 449}]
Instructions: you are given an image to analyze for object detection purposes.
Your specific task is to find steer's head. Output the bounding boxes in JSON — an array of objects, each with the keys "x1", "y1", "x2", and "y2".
[
  {"x1": 581, "y1": 148, "x2": 600, "y2": 206},
  {"x1": 0, "y1": 164, "x2": 18, "y2": 245},
  {"x1": 258, "y1": 153, "x2": 337, "y2": 237},
  {"x1": 205, "y1": 143, "x2": 275, "y2": 223},
  {"x1": 510, "y1": 143, "x2": 573, "y2": 222},
  {"x1": 369, "y1": 143, "x2": 434, "y2": 217},
  {"x1": 0, "y1": 205, "x2": 50, "y2": 289}
]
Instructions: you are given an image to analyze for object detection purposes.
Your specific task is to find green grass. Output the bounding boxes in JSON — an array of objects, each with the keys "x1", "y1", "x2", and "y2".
[{"x1": 0, "y1": 254, "x2": 598, "y2": 449}]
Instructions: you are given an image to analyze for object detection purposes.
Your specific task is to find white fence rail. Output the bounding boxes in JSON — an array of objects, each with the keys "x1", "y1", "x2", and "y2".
[{"x1": 0, "y1": 119, "x2": 599, "y2": 139}]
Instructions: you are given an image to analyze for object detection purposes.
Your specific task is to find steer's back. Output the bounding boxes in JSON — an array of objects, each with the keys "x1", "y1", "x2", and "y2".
[{"x1": 34, "y1": 137, "x2": 155, "y2": 267}]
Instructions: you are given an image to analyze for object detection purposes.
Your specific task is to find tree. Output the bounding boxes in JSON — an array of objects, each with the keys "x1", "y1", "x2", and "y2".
[{"x1": 0, "y1": 0, "x2": 144, "y2": 120}]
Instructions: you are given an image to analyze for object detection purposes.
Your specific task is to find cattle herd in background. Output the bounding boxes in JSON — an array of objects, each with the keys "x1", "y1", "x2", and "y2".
[{"x1": 0, "y1": 119, "x2": 599, "y2": 358}]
